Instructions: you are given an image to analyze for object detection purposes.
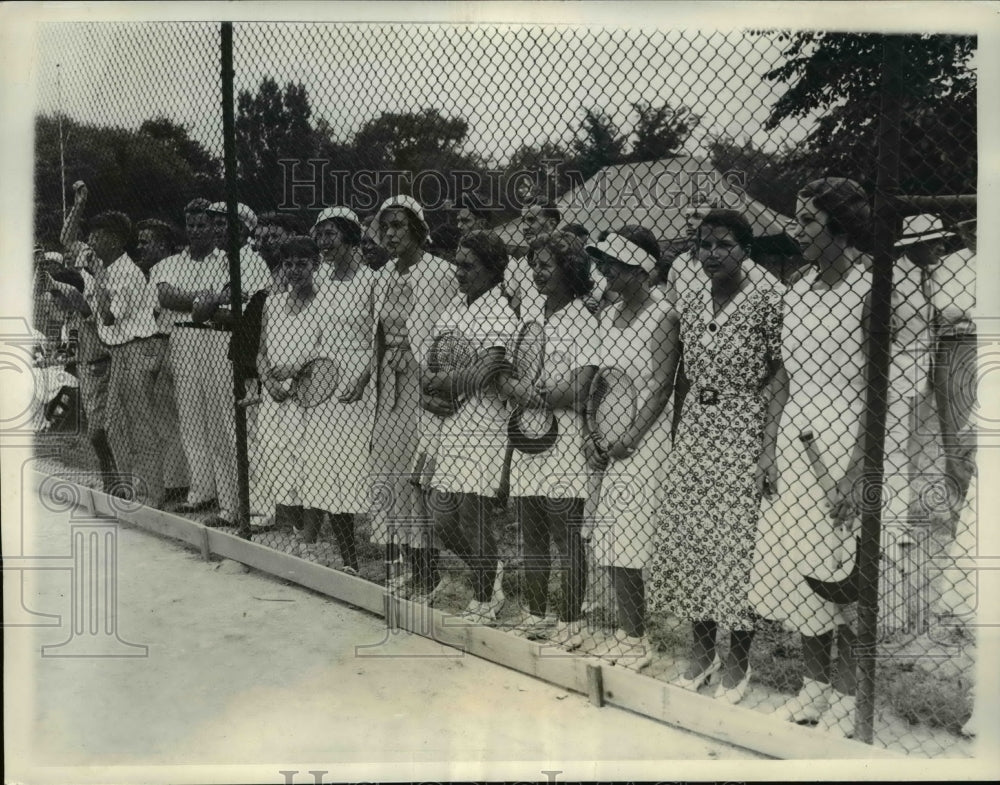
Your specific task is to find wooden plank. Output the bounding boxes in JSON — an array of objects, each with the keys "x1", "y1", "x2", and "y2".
[
  {"x1": 116, "y1": 504, "x2": 208, "y2": 550},
  {"x1": 598, "y1": 664, "x2": 904, "y2": 760},
  {"x1": 207, "y1": 529, "x2": 385, "y2": 616},
  {"x1": 31, "y1": 469, "x2": 914, "y2": 760}
]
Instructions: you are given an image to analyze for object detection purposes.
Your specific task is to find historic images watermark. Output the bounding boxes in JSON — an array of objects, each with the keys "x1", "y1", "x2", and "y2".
[{"x1": 277, "y1": 160, "x2": 750, "y2": 213}]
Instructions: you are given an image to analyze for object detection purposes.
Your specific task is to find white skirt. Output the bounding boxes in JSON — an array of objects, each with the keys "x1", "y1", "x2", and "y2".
[
  {"x1": 431, "y1": 396, "x2": 509, "y2": 497},
  {"x1": 590, "y1": 411, "x2": 673, "y2": 569},
  {"x1": 509, "y1": 406, "x2": 590, "y2": 500},
  {"x1": 255, "y1": 393, "x2": 305, "y2": 507}
]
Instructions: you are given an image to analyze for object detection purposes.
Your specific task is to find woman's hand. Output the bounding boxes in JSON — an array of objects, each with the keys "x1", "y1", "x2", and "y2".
[
  {"x1": 269, "y1": 363, "x2": 299, "y2": 381},
  {"x1": 583, "y1": 432, "x2": 609, "y2": 472},
  {"x1": 605, "y1": 432, "x2": 638, "y2": 461},
  {"x1": 506, "y1": 379, "x2": 547, "y2": 410},
  {"x1": 756, "y1": 450, "x2": 779, "y2": 499},
  {"x1": 338, "y1": 369, "x2": 371, "y2": 403},
  {"x1": 827, "y1": 466, "x2": 862, "y2": 524},
  {"x1": 263, "y1": 375, "x2": 293, "y2": 403}
]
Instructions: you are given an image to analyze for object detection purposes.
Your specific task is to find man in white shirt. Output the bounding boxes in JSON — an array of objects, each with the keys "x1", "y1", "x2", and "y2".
[
  {"x1": 151, "y1": 199, "x2": 271, "y2": 527},
  {"x1": 86, "y1": 211, "x2": 165, "y2": 508}
]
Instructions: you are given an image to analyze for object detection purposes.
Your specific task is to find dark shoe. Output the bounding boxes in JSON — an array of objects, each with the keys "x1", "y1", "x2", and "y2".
[
  {"x1": 176, "y1": 499, "x2": 218, "y2": 514},
  {"x1": 203, "y1": 515, "x2": 234, "y2": 529},
  {"x1": 164, "y1": 486, "x2": 190, "y2": 504}
]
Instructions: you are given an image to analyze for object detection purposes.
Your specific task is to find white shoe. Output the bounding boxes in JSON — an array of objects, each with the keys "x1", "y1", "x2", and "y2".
[
  {"x1": 549, "y1": 619, "x2": 585, "y2": 650},
  {"x1": 459, "y1": 599, "x2": 496, "y2": 625},
  {"x1": 713, "y1": 665, "x2": 753, "y2": 705},
  {"x1": 587, "y1": 629, "x2": 626, "y2": 661},
  {"x1": 674, "y1": 654, "x2": 721, "y2": 691},
  {"x1": 776, "y1": 677, "x2": 832, "y2": 724},
  {"x1": 519, "y1": 612, "x2": 552, "y2": 639},
  {"x1": 816, "y1": 691, "x2": 856, "y2": 738}
]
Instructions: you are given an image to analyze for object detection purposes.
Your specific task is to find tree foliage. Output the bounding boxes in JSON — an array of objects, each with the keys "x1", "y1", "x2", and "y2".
[
  {"x1": 762, "y1": 32, "x2": 976, "y2": 195},
  {"x1": 34, "y1": 114, "x2": 222, "y2": 246},
  {"x1": 626, "y1": 101, "x2": 700, "y2": 164}
]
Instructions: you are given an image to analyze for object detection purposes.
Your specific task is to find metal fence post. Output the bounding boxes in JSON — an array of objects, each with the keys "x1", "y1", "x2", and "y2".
[
  {"x1": 221, "y1": 21, "x2": 252, "y2": 540},
  {"x1": 855, "y1": 33, "x2": 905, "y2": 744}
]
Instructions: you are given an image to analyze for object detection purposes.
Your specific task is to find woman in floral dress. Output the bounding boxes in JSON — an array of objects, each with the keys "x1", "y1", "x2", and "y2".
[{"x1": 648, "y1": 209, "x2": 786, "y2": 705}]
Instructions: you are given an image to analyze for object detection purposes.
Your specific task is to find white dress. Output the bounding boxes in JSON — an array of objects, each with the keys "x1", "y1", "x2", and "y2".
[
  {"x1": 748, "y1": 263, "x2": 870, "y2": 636},
  {"x1": 299, "y1": 268, "x2": 376, "y2": 513},
  {"x1": 255, "y1": 291, "x2": 321, "y2": 507},
  {"x1": 590, "y1": 291, "x2": 675, "y2": 569},
  {"x1": 508, "y1": 298, "x2": 602, "y2": 500},
  {"x1": 429, "y1": 286, "x2": 518, "y2": 497}
]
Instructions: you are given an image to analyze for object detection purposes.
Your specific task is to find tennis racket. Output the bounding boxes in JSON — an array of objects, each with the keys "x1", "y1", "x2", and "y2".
[
  {"x1": 294, "y1": 357, "x2": 340, "y2": 408},
  {"x1": 586, "y1": 367, "x2": 639, "y2": 456},
  {"x1": 424, "y1": 328, "x2": 476, "y2": 417},
  {"x1": 506, "y1": 320, "x2": 558, "y2": 451}
]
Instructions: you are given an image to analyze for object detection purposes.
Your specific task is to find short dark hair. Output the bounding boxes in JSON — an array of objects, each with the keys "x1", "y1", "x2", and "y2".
[
  {"x1": 527, "y1": 231, "x2": 593, "y2": 299},
  {"x1": 136, "y1": 219, "x2": 179, "y2": 250},
  {"x1": 322, "y1": 217, "x2": 363, "y2": 247},
  {"x1": 697, "y1": 209, "x2": 754, "y2": 251},
  {"x1": 259, "y1": 211, "x2": 303, "y2": 234},
  {"x1": 797, "y1": 178, "x2": 872, "y2": 249},
  {"x1": 562, "y1": 223, "x2": 589, "y2": 241},
  {"x1": 278, "y1": 235, "x2": 319, "y2": 261},
  {"x1": 458, "y1": 231, "x2": 509, "y2": 285},
  {"x1": 89, "y1": 211, "x2": 133, "y2": 244},
  {"x1": 616, "y1": 225, "x2": 661, "y2": 262},
  {"x1": 531, "y1": 201, "x2": 561, "y2": 227}
]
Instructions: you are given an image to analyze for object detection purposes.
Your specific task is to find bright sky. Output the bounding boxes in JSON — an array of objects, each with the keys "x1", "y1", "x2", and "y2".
[{"x1": 34, "y1": 22, "x2": 817, "y2": 167}]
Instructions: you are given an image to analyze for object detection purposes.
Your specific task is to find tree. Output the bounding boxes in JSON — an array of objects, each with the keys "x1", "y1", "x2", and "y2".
[
  {"x1": 33, "y1": 114, "x2": 223, "y2": 246},
  {"x1": 626, "y1": 101, "x2": 699, "y2": 163},
  {"x1": 762, "y1": 32, "x2": 976, "y2": 195},
  {"x1": 504, "y1": 140, "x2": 582, "y2": 205},
  {"x1": 235, "y1": 78, "x2": 322, "y2": 211},
  {"x1": 571, "y1": 109, "x2": 626, "y2": 181},
  {"x1": 709, "y1": 137, "x2": 818, "y2": 217}
]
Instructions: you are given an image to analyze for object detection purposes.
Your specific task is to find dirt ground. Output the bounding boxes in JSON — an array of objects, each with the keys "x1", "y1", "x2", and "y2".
[{"x1": 7, "y1": 501, "x2": 770, "y2": 784}]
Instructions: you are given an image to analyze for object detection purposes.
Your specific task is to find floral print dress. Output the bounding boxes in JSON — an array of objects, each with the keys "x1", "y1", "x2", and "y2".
[{"x1": 647, "y1": 266, "x2": 783, "y2": 631}]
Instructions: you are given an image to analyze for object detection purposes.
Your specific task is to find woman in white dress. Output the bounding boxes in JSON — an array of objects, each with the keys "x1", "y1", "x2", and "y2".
[
  {"x1": 503, "y1": 231, "x2": 602, "y2": 648},
  {"x1": 299, "y1": 207, "x2": 375, "y2": 572},
  {"x1": 748, "y1": 178, "x2": 879, "y2": 737},
  {"x1": 582, "y1": 226, "x2": 680, "y2": 669},
  {"x1": 369, "y1": 195, "x2": 459, "y2": 597},
  {"x1": 255, "y1": 236, "x2": 324, "y2": 538},
  {"x1": 425, "y1": 231, "x2": 518, "y2": 622}
]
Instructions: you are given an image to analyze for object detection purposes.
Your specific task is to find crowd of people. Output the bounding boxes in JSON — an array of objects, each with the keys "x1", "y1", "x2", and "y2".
[{"x1": 34, "y1": 175, "x2": 978, "y2": 739}]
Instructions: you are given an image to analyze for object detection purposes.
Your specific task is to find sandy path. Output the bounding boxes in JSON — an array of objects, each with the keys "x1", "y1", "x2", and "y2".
[{"x1": 9, "y1": 503, "x2": 763, "y2": 782}]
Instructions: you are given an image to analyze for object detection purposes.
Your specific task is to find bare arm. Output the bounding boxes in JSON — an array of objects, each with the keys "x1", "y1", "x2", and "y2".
[
  {"x1": 59, "y1": 181, "x2": 87, "y2": 249},
  {"x1": 157, "y1": 282, "x2": 216, "y2": 314},
  {"x1": 616, "y1": 308, "x2": 680, "y2": 454}
]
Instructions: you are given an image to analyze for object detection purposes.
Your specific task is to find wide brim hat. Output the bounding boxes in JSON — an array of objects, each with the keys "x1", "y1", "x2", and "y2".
[
  {"x1": 585, "y1": 233, "x2": 657, "y2": 274},
  {"x1": 895, "y1": 213, "x2": 954, "y2": 247},
  {"x1": 374, "y1": 194, "x2": 430, "y2": 244}
]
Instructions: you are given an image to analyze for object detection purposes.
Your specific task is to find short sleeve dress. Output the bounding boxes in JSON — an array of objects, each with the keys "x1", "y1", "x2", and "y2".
[
  {"x1": 429, "y1": 286, "x2": 519, "y2": 497},
  {"x1": 590, "y1": 290, "x2": 676, "y2": 570},
  {"x1": 648, "y1": 265, "x2": 784, "y2": 631},
  {"x1": 748, "y1": 263, "x2": 870, "y2": 636},
  {"x1": 254, "y1": 291, "x2": 323, "y2": 507},
  {"x1": 298, "y1": 266, "x2": 377, "y2": 514},
  {"x1": 508, "y1": 297, "x2": 602, "y2": 501}
]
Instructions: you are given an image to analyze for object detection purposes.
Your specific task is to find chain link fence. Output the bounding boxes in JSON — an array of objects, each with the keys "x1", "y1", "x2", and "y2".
[{"x1": 29, "y1": 21, "x2": 979, "y2": 757}]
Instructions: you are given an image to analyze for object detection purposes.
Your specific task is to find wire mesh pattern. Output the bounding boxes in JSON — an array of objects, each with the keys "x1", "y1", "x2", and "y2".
[{"x1": 28, "y1": 22, "x2": 979, "y2": 757}]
